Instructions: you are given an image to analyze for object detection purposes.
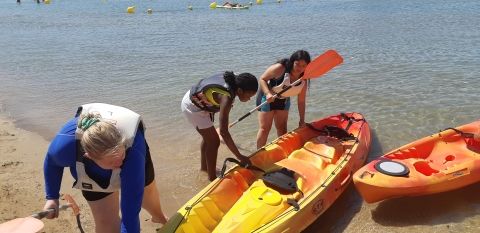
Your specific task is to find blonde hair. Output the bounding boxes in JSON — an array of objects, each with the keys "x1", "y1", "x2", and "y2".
[{"x1": 78, "y1": 113, "x2": 125, "y2": 159}]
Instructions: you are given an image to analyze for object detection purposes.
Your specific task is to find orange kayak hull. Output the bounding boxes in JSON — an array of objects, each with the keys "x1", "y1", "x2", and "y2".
[
  {"x1": 353, "y1": 120, "x2": 480, "y2": 203},
  {"x1": 160, "y1": 112, "x2": 371, "y2": 233}
]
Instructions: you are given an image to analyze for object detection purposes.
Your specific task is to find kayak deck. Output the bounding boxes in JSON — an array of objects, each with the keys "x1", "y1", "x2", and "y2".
[
  {"x1": 353, "y1": 120, "x2": 480, "y2": 203},
  {"x1": 160, "y1": 113, "x2": 371, "y2": 233}
]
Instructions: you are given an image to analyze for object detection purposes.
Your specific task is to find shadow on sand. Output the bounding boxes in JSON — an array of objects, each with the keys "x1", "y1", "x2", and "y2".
[
  {"x1": 371, "y1": 182, "x2": 480, "y2": 227},
  {"x1": 303, "y1": 185, "x2": 364, "y2": 233},
  {"x1": 365, "y1": 127, "x2": 386, "y2": 162}
]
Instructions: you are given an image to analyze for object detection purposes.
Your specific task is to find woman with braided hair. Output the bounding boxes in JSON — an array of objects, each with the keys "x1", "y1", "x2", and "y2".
[
  {"x1": 181, "y1": 71, "x2": 258, "y2": 181},
  {"x1": 42, "y1": 103, "x2": 168, "y2": 233}
]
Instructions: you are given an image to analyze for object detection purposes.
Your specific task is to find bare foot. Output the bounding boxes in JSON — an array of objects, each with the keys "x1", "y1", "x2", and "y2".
[
  {"x1": 215, "y1": 168, "x2": 223, "y2": 178},
  {"x1": 150, "y1": 215, "x2": 168, "y2": 225}
]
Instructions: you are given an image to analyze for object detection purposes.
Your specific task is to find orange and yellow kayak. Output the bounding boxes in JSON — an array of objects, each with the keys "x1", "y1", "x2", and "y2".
[
  {"x1": 159, "y1": 112, "x2": 371, "y2": 233},
  {"x1": 353, "y1": 120, "x2": 480, "y2": 203}
]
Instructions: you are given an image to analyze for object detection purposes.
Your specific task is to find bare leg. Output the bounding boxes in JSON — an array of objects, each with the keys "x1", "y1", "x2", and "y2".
[
  {"x1": 273, "y1": 110, "x2": 289, "y2": 137},
  {"x1": 142, "y1": 181, "x2": 168, "y2": 224},
  {"x1": 256, "y1": 111, "x2": 275, "y2": 149},
  {"x1": 87, "y1": 192, "x2": 121, "y2": 233},
  {"x1": 199, "y1": 138, "x2": 207, "y2": 172},
  {"x1": 196, "y1": 126, "x2": 220, "y2": 181}
]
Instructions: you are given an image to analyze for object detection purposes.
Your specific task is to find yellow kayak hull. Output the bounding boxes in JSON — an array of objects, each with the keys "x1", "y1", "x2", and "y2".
[{"x1": 160, "y1": 112, "x2": 371, "y2": 233}]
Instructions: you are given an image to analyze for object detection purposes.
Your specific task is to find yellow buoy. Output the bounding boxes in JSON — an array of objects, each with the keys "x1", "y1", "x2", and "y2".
[
  {"x1": 256, "y1": 0, "x2": 263, "y2": 5},
  {"x1": 188, "y1": 5, "x2": 193, "y2": 10},
  {"x1": 209, "y1": 2, "x2": 217, "y2": 9},
  {"x1": 127, "y1": 6, "x2": 135, "y2": 14},
  {"x1": 146, "y1": 8, "x2": 153, "y2": 14},
  {"x1": 44, "y1": 0, "x2": 51, "y2": 4}
]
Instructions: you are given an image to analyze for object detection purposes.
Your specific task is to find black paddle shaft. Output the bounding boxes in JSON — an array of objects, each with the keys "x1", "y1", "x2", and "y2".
[{"x1": 230, "y1": 79, "x2": 300, "y2": 127}]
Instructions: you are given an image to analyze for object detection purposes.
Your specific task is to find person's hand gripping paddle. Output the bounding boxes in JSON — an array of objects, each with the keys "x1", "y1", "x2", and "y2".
[
  {"x1": 0, "y1": 194, "x2": 83, "y2": 233},
  {"x1": 229, "y1": 49, "x2": 344, "y2": 127}
]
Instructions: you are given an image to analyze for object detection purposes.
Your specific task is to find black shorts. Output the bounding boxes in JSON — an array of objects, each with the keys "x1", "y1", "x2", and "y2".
[
  {"x1": 256, "y1": 91, "x2": 291, "y2": 112},
  {"x1": 82, "y1": 141, "x2": 155, "y2": 201}
]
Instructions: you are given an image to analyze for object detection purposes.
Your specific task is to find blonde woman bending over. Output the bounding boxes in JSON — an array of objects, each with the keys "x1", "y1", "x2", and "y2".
[{"x1": 42, "y1": 103, "x2": 168, "y2": 233}]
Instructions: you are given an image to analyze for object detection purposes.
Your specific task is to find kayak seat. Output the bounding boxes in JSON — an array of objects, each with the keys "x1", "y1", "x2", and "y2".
[
  {"x1": 275, "y1": 157, "x2": 324, "y2": 194},
  {"x1": 288, "y1": 149, "x2": 328, "y2": 170},
  {"x1": 250, "y1": 144, "x2": 288, "y2": 171},
  {"x1": 427, "y1": 140, "x2": 474, "y2": 170},
  {"x1": 275, "y1": 131, "x2": 305, "y2": 155},
  {"x1": 413, "y1": 161, "x2": 439, "y2": 176},
  {"x1": 302, "y1": 136, "x2": 344, "y2": 164}
]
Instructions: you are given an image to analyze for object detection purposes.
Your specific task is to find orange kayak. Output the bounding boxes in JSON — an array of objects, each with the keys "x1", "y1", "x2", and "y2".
[
  {"x1": 159, "y1": 112, "x2": 371, "y2": 233},
  {"x1": 353, "y1": 120, "x2": 480, "y2": 203}
]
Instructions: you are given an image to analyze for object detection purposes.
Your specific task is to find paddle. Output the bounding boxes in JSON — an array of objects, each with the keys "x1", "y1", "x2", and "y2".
[
  {"x1": 229, "y1": 49, "x2": 344, "y2": 128},
  {"x1": 0, "y1": 194, "x2": 83, "y2": 233},
  {"x1": 219, "y1": 157, "x2": 265, "y2": 178},
  {"x1": 0, "y1": 217, "x2": 44, "y2": 233},
  {"x1": 442, "y1": 127, "x2": 474, "y2": 138}
]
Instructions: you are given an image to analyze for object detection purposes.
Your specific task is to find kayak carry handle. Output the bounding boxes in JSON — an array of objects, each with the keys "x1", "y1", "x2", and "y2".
[
  {"x1": 219, "y1": 158, "x2": 265, "y2": 178},
  {"x1": 441, "y1": 127, "x2": 474, "y2": 138},
  {"x1": 287, "y1": 198, "x2": 300, "y2": 211},
  {"x1": 340, "y1": 112, "x2": 365, "y2": 131}
]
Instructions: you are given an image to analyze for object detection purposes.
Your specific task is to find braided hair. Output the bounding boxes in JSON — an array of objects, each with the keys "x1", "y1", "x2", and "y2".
[{"x1": 223, "y1": 71, "x2": 258, "y2": 93}]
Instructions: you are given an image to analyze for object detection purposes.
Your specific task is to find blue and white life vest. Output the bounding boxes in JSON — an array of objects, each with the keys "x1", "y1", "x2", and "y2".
[{"x1": 72, "y1": 103, "x2": 142, "y2": 192}]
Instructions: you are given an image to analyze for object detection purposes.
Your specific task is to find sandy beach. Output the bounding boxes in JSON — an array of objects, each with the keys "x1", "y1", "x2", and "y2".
[
  {"x1": 2, "y1": 107, "x2": 480, "y2": 233},
  {"x1": 2, "y1": 0, "x2": 480, "y2": 232},
  {"x1": 0, "y1": 113, "x2": 163, "y2": 232}
]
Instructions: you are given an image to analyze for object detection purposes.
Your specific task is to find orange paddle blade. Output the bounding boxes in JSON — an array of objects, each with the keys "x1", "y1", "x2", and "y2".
[
  {"x1": 62, "y1": 194, "x2": 80, "y2": 216},
  {"x1": 303, "y1": 50, "x2": 343, "y2": 79},
  {"x1": 0, "y1": 217, "x2": 44, "y2": 233}
]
